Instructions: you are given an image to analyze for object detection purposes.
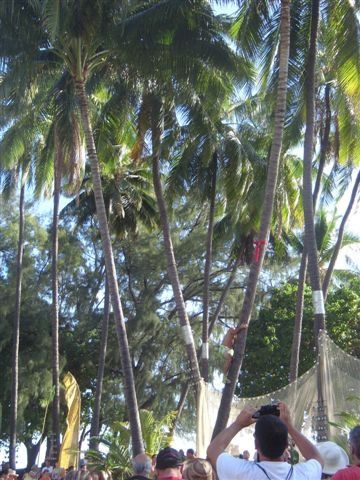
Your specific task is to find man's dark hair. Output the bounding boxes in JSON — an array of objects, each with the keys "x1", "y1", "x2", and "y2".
[
  {"x1": 186, "y1": 449, "x2": 195, "y2": 456},
  {"x1": 255, "y1": 415, "x2": 288, "y2": 459},
  {"x1": 350, "y1": 425, "x2": 360, "y2": 458}
]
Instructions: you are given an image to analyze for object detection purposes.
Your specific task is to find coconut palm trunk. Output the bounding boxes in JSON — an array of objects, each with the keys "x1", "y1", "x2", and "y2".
[
  {"x1": 9, "y1": 179, "x2": 25, "y2": 469},
  {"x1": 208, "y1": 251, "x2": 243, "y2": 337},
  {"x1": 201, "y1": 153, "x2": 217, "y2": 382},
  {"x1": 51, "y1": 138, "x2": 61, "y2": 456},
  {"x1": 289, "y1": 85, "x2": 331, "y2": 382},
  {"x1": 322, "y1": 170, "x2": 360, "y2": 299},
  {"x1": 212, "y1": 0, "x2": 291, "y2": 437},
  {"x1": 75, "y1": 79, "x2": 144, "y2": 455},
  {"x1": 302, "y1": 0, "x2": 325, "y2": 337},
  {"x1": 302, "y1": 0, "x2": 328, "y2": 442},
  {"x1": 89, "y1": 275, "x2": 110, "y2": 449},
  {"x1": 150, "y1": 97, "x2": 201, "y2": 387}
]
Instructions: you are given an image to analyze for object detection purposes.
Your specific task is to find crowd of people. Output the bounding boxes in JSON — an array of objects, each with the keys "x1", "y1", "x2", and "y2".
[
  {"x1": 131, "y1": 402, "x2": 360, "y2": 480},
  {"x1": 0, "y1": 459, "x2": 106, "y2": 480},
  {"x1": 2, "y1": 402, "x2": 360, "y2": 480}
]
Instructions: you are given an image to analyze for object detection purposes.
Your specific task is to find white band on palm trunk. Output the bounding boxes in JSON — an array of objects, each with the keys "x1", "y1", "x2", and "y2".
[
  {"x1": 312, "y1": 290, "x2": 325, "y2": 314},
  {"x1": 182, "y1": 324, "x2": 193, "y2": 345},
  {"x1": 201, "y1": 342, "x2": 209, "y2": 359}
]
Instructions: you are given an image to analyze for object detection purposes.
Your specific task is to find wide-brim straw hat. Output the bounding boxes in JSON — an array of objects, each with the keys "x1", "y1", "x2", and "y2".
[{"x1": 316, "y1": 441, "x2": 349, "y2": 475}]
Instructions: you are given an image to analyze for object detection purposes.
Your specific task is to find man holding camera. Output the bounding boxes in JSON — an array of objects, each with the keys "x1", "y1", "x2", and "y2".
[{"x1": 207, "y1": 402, "x2": 323, "y2": 480}]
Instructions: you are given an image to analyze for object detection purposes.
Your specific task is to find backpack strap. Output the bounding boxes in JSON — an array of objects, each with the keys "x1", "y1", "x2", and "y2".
[{"x1": 255, "y1": 463, "x2": 293, "y2": 480}]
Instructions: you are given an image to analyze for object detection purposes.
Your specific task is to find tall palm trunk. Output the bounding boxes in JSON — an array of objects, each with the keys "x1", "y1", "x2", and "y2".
[
  {"x1": 289, "y1": 85, "x2": 331, "y2": 382},
  {"x1": 322, "y1": 170, "x2": 360, "y2": 299},
  {"x1": 289, "y1": 253, "x2": 308, "y2": 382},
  {"x1": 302, "y1": 0, "x2": 325, "y2": 337},
  {"x1": 75, "y1": 80, "x2": 144, "y2": 455},
  {"x1": 51, "y1": 140, "x2": 61, "y2": 456},
  {"x1": 212, "y1": 0, "x2": 291, "y2": 438},
  {"x1": 9, "y1": 180, "x2": 25, "y2": 469},
  {"x1": 89, "y1": 275, "x2": 110, "y2": 450},
  {"x1": 201, "y1": 153, "x2": 217, "y2": 382},
  {"x1": 150, "y1": 97, "x2": 201, "y2": 387},
  {"x1": 171, "y1": 250, "x2": 243, "y2": 434},
  {"x1": 302, "y1": 0, "x2": 328, "y2": 442}
]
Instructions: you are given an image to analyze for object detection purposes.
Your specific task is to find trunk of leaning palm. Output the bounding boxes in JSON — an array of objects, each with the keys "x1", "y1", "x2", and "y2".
[
  {"x1": 201, "y1": 153, "x2": 217, "y2": 382},
  {"x1": 171, "y1": 250, "x2": 243, "y2": 433},
  {"x1": 9, "y1": 180, "x2": 25, "y2": 469},
  {"x1": 289, "y1": 253, "x2": 308, "y2": 382},
  {"x1": 322, "y1": 170, "x2": 360, "y2": 300},
  {"x1": 169, "y1": 381, "x2": 190, "y2": 437},
  {"x1": 212, "y1": 0, "x2": 291, "y2": 438},
  {"x1": 208, "y1": 251, "x2": 243, "y2": 337},
  {"x1": 289, "y1": 85, "x2": 331, "y2": 382},
  {"x1": 51, "y1": 145, "x2": 61, "y2": 456},
  {"x1": 75, "y1": 79, "x2": 144, "y2": 456},
  {"x1": 90, "y1": 275, "x2": 110, "y2": 450},
  {"x1": 150, "y1": 97, "x2": 202, "y2": 388}
]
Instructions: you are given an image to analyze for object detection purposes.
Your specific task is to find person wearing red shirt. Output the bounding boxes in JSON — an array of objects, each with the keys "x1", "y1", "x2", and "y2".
[{"x1": 332, "y1": 426, "x2": 360, "y2": 480}]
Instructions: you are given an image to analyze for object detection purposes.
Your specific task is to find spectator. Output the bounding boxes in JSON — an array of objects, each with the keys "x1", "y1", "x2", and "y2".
[
  {"x1": 42, "y1": 462, "x2": 53, "y2": 474},
  {"x1": 316, "y1": 441, "x2": 349, "y2": 478},
  {"x1": 155, "y1": 448, "x2": 183, "y2": 480},
  {"x1": 242, "y1": 451, "x2": 250, "y2": 461},
  {"x1": 186, "y1": 450, "x2": 196, "y2": 462},
  {"x1": 207, "y1": 402, "x2": 324, "y2": 480},
  {"x1": 183, "y1": 459, "x2": 213, "y2": 480},
  {"x1": 332, "y1": 426, "x2": 360, "y2": 480},
  {"x1": 127, "y1": 454, "x2": 152, "y2": 480}
]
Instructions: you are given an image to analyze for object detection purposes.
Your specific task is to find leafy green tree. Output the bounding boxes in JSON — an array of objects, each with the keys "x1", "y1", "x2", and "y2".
[
  {"x1": 236, "y1": 278, "x2": 360, "y2": 397},
  {"x1": 0, "y1": 200, "x2": 53, "y2": 467}
]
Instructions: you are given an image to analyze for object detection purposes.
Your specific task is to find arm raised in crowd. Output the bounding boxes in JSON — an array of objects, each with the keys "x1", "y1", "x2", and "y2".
[{"x1": 278, "y1": 402, "x2": 324, "y2": 467}]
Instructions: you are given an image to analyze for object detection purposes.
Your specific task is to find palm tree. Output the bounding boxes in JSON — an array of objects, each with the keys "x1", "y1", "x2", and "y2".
[
  {"x1": 212, "y1": 0, "x2": 291, "y2": 437},
  {"x1": 322, "y1": 170, "x2": 360, "y2": 299},
  {"x1": 289, "y1": 0, "x2": 360, "y2": 377},
  {"x1": 127, "y1": 1, "x2": 248, "y2": 388},
  {"x1": 64, "y1": 165, "x2": 157, "y2": 448}
]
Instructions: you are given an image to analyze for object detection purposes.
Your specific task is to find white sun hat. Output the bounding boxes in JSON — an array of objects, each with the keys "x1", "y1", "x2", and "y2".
[{"x1": 316, "y1": 441, "x2": 349, "y2": 475}]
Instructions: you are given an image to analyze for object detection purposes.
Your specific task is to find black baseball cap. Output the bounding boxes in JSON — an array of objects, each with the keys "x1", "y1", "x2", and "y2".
[{"x1": 156, "y1": 448, "x2": 183, "y2": 469}]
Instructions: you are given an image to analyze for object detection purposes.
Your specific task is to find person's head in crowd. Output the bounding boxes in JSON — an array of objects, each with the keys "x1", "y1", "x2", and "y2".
[
  {"x1": 29, "y1": 465, "x2": 39, "y2": 478},
  {"x1": 132, "y1": 454, "x2": 152, "y2": 478},
  {"x1": 349, "y1": 425, "x2": 360, "y2": 463},
  {"x1": 40, "y1": 472, "x2": 51, "y2": 480},
  {"x1": 254, "y1": 414, "x2": 288, "y2": 460},
  {"x1": 186, "y1": 449, "x2": 196, "y2": 461},
  {"x1": 156, "y1": 448, "x2": 183, "y2": 479},
  {"x1": 6, "y1": 469, "x2": 18, "y2": 480},
  {"x1": 182, "y1": 459, "x2": 213, "y2": 480},
  {"x1": 178, "y1": 450, "x2": 185, "y2": 462},
  {"x1": 242, "y1": 451, "x2": 250, "y2": 461},
  {"x1": 316, "y1": 441, "x2": 349, "y2": 478}
]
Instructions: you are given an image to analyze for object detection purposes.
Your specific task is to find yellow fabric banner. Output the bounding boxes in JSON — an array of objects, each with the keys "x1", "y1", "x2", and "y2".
[{"x1": 59, "y1": 372, "x2": 81, "y2": 469}]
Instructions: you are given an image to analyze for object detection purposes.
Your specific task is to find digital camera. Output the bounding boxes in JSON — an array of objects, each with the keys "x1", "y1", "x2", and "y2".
[{"x1": 252, "y1": 404, "x2": 280, "y2": 419}]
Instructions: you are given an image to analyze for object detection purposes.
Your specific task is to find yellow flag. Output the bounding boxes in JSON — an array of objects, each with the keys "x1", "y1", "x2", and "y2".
[{"x1": 59, "y1": 372, "x2": 81, "y2": 469}]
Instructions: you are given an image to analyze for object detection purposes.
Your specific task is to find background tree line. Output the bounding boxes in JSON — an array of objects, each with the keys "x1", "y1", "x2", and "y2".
[{"x1": 0, "y1": 0, "x2": 360, "y2": 468}]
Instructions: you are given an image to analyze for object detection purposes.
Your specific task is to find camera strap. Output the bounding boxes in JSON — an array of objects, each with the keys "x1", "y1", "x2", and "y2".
[{"x1": 255, "y1": 463, "x2": 293, "y2": 480}]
